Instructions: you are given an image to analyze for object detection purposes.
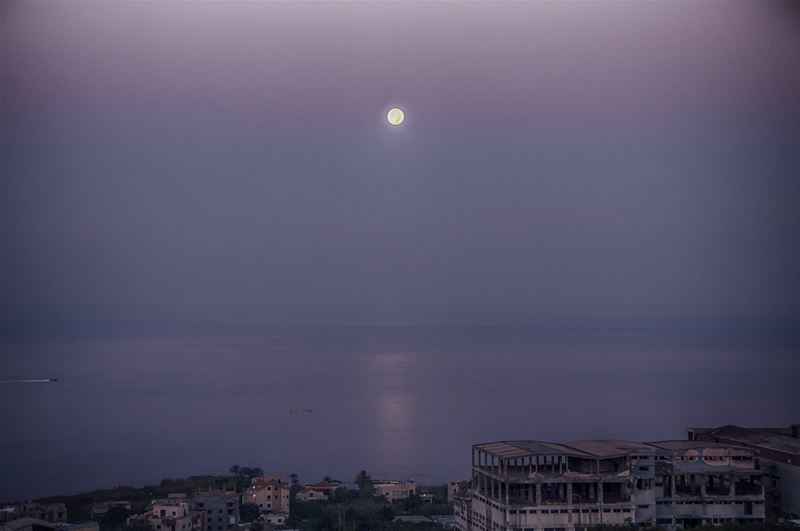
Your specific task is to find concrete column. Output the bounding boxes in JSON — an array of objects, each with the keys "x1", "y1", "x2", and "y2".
[
  {"x1": 671, "y1": 475, "x2": 676, "y2": 498},
  {"x1": 598, "y1": 481, "x2": 603, "y2": 505},
  {"x1": 567, "y1": 483, "x2": 573, "y2": 505},
  {"x1": 536, "y1": 484, "x2": 542, "y2": 505}
]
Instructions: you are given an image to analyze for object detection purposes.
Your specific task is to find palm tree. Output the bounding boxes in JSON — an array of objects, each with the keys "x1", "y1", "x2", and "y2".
[{"x1": 354, "y1": 470, "x2": 373, "y2": 498}]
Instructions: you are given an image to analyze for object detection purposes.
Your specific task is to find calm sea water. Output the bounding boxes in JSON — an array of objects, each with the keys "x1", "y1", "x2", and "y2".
[{"x1": 1, "y1": 325, "x2": 798, "y2": 501}]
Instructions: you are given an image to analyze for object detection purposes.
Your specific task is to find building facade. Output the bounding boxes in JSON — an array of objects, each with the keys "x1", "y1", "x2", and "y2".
[
  {"x1": 689, "y1": 424, "x2": 800, "y2": 518},
  {"x1": 191, "y1": 492, "x2": 238, "y2": 531},
  {"x1": 241, "y1": 476, "x2": 290, "y2": 515},
  {"x1": 373, "y1": 480, "x2": 417, "y2": 503},
  {"x1": 455, "y1": 439, "x2": 765, "y2": 531},
  {"x1": 128, "y1": 499, "x2": 205, "y2": 531}
]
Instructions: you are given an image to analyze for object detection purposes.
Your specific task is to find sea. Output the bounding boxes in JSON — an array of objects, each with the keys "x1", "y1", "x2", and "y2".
[{"x1": 1, "y1": 325, "x2": 798, "y2": 501}]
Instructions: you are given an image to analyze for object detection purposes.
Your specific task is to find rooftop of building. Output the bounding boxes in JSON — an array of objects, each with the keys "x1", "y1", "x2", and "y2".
[
  {"x1": 564, "y1": 440, "x2": 665, "y2": 458},
  {"x1": 648, "y1": 440, "x2": 753, "y2": 452},
  {"x1": 250, "y1": 476, "x2": 288, "y2": 490},
  {"x1": 475, "y1": 441, "x2": 590, "y2": 459},
  {"x1": 691, "y1": 425, "x2": 800, "y2": 456},
  {"x1": 474, "y1": 439, "x2": 754, "y2": 460},
  {"x1": 306, "y1": 482, "x2": 337, "y2": 490},
  {"x1": 151, "y1": 499, "x2": 189, "y2": 507}
]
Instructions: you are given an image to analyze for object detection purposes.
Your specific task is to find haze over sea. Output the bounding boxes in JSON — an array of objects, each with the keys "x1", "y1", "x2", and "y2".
[{"x1": 2, "y1": 322, "x2": 798, "y2": 501}]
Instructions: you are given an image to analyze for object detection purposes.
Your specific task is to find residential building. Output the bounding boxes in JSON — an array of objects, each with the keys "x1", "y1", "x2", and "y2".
[
  {"x1": 128, "y1": 499, "x2": 205, "y2": 531},
  {"x1": 241, "y1": 476, "x2": 290, "y2": 515},
  {"x1": 191, "y1": 492, "x2": 238, "y2": 531},
  {"x1": 689, "y1": 424, "x2": 800, "y2": 518},
  {"x1": 296, "y1": 482, "x2": 337, "y2": 503},
  {"x1": 373, "y1": 480, "x2": 417, "y2": 503},
  {"x1": 0, "y1": 505, "x2": 66, "y2": 525},
  {"x1": 455, "y1": 439, "x2": 765, "y2": 531},
  {"x1": 450, "y1": 481, "x2": 470, "y2": 504}
]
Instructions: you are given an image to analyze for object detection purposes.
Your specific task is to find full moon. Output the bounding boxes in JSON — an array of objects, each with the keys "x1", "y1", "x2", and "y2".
[{"x1": 387, "y1": 107, "x2": 405, "y2": 126}]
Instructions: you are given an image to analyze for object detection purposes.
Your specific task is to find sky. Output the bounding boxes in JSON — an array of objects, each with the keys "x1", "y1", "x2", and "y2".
[{"x1": 2, "y1": 1, "x2": 800, "y2": 335}]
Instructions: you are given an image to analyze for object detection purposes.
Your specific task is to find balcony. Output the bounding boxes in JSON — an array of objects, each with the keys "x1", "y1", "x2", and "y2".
[
  {"x1": 602, "y1": 493, "x2": 631, "y2": 504},
  {"x1": 675, "y1": 485, "x2": 701, "y2": 497}
]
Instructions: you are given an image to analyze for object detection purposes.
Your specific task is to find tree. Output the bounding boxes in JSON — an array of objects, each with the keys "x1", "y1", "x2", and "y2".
[
  {"x1": 229, "y1": 465, "x2": 241, "y2": 476},
  {"x1": 322, "y1": 476, "x2": 332, "y2": 483},
  {"x1": 354, "y1": 470, "x2": 374, "y2": 498},
  {"x1": 332, "y1": 487, "x2": 352, "y2": 504},
  {"x1": 289, "y1": 473, "x2": 299, "y2": 486},
  {"x1": 380, "y1": 505, "x2": 395, "y2": 522},
  {"x1": 104, "y1": 505, "x2": 130, "y2": 526},
  {"x1": 239, "y1": 503, "x2": 260, "y2": 523}
]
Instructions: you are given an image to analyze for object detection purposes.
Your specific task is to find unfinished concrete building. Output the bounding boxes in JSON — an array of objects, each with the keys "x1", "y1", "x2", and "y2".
[
  {"x1": 454, "y1": 439, "x2": 764, "y2": 531},
  {"x1": 689, "y1": 424, "x2": 800, "y2": 518}
]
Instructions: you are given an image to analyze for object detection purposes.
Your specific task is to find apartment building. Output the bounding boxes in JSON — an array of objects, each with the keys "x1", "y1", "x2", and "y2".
[
  {"x1": 455, "y1": 439, "x2": 765, "y2": 531},
  {"x1": 191, "y1": 492, "x2": 239, "y2": 531},
  {"x1": 240, "y1": 476, "x2": 290, "y2": 515}
]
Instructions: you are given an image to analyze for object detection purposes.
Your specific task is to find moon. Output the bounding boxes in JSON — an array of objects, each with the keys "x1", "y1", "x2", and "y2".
[{"x1": 387, "y1": 107, "x2": 405, "y2": 126}]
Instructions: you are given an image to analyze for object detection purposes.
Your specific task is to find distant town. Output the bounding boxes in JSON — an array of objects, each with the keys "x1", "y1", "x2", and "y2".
[{"x1": 2, "y1": 425, "x2": 798, "y2": 531}]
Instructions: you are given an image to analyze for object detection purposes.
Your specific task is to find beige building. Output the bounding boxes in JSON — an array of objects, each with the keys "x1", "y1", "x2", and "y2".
[
  {"x1": 296, "y1": 481, "x2": 337, "y2": 503},
  {"x1": 129, "y1": 499, "x2": 205, "y2": 531},
  {"x1": 241, "y1": 476, "x2": 290, "y2": 515},
  {"x1": 455, "y1": 439, "x2": 765, "y2": 531},
  {"x1": 373, "y1": 480, "x2": 417, "y2": 503}
]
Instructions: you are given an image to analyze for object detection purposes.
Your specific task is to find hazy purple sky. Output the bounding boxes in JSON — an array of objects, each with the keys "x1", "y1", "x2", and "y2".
[{"x1": 2, "y1": 1, "x2": 799, "y2": 333}]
